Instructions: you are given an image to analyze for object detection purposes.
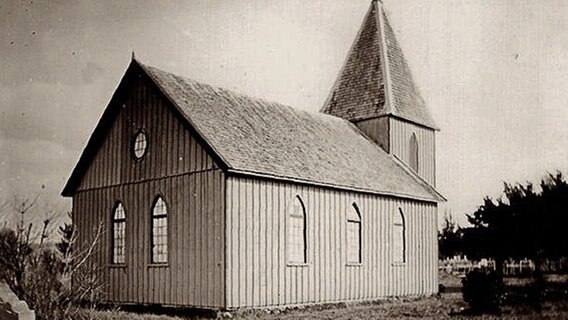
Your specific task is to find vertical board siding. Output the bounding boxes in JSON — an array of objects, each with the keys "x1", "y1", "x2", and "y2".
[
  {"x1": 74, "y1": 170, "x2": 225, "y2": 308},
  {"x1": 225, "y1": 176, "x2": 438, "y2": 308},
  {"x1": 389, "y1": 118, "x2": 436, "y2": 186},
  {"x1": 72, "y1": 72, "x2": 225, "y2": 308},
  {"x1": 77, "y1": 74, "x2": 217, "y2": 192}
]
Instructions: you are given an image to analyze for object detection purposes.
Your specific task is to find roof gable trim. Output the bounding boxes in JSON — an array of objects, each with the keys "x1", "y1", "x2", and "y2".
[
  {"x1": 61, "y1": 62, "x2": 138, "y2": 196},
  {"x1": 375, "y1": 1, "x2": 394, "y2": 115}
]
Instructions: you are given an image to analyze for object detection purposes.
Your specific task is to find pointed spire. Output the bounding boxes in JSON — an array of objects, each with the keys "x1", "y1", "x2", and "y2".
[
  {"x1": 322, "y1": 1, "x2": 438, "y2": 130},
  {"x1": 321, "y1": 1, "x2": 386, "y2": 122}
]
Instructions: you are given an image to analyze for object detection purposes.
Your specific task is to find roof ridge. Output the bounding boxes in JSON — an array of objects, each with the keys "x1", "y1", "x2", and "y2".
[
  {"x1": 374, "y1": 0, "x2": 394, "y2": 115},
  {"x1": 378, "y1": 7, "x2": 439, "y2": 130},
  {"x1": 138, "y1": 60, "x2": 350, "y2": 124}
]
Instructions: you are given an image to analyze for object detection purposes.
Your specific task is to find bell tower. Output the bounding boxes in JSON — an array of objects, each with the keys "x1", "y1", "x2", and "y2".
[{"x1": 321, "y1": 0, "x2": 438, "y2": 186}]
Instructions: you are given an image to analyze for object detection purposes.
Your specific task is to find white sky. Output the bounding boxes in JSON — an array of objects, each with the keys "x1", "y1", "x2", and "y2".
[{"x1": 1, "y1": 0, "x2": 567, "y2": 227}]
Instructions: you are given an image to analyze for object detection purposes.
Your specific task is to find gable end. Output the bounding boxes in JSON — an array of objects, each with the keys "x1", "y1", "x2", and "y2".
[{"x1": 62, "y1": 60, "x2": 228, "y2": 196}]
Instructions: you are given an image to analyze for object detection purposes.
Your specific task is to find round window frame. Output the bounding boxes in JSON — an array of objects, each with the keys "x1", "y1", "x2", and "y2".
[{"x1": 131, "y1": 129, "x2": 149, "y2": 160}]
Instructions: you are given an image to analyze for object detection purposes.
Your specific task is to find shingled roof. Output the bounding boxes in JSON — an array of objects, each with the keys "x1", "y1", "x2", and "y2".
[
  {"x1": 321, "y1": 0, "x2": 438, "y2": 130},
  {"x1": 62, "y1": 59, "x2": 442, "y2": 201},
  {"x1": 143, "y1": 62, "x2": 442, "y2": 201}
]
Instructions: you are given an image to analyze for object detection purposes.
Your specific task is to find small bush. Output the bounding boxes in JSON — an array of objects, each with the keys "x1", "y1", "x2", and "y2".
[
  {"x1": 22, "y1": 248, "x2": 66, "y2": 319},
  {"x1": 0, "y1": 227, "x2": 32, "y2": 296},
  {"x1": 462, "y1": 269, "x2": 503, "y2": 314}
]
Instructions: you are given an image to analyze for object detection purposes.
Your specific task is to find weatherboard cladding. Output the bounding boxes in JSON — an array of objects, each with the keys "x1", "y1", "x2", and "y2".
[
  {"x1": 74, "y1": 170, "x2": 225, "y2": 307},
  {"x1": 140, "y1": 62, "x2": 441, "y2": 202},
  {"x1": 321, "y1": 1, "x2": 437, "y2": 130},
  {"x1": 390, "y1": 118, "x2": 436, "y2": 186},
  {"x1": 225, "y1": 176, "x2": 439, "y2": 308}
]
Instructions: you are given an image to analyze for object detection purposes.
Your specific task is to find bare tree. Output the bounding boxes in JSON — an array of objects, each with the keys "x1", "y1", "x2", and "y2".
[{"x1": 0, "y1": 195, "x2": 106, "y2": 319}]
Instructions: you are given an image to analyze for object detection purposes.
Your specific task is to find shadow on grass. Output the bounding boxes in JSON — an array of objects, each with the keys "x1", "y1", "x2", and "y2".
[{"x1": 98, "y1": 303, "x2": 218, "y2": 319}]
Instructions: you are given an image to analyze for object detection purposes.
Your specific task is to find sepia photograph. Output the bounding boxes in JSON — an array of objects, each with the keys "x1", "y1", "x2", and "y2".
[{"x1": 1, "y1": 0, "x2": 567, "y2": 319}]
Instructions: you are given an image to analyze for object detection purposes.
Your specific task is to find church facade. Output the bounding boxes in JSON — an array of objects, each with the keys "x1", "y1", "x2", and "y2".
[{"x1": 62, "y1": 0, "x2": 444, "y2": 309}]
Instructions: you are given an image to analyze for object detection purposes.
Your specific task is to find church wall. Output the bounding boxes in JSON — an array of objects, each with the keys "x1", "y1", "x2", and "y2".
[
  {"x1": 224, "y1": 175, "x2": 438, "y2": 308},
  {"x1": 72, "y1": 73, "x2": 226, "y2": 308},
  {"x1": 390, "y1": 118, "x2": 436, "y2": 186},
  {"x1": 73, "y1": 170, "x2": 226, "y2": 308}
]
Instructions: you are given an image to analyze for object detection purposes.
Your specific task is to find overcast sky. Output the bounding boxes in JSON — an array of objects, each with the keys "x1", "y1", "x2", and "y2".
[{"x1": 1, "y1": 0, "x2": 567, "y2": 227}]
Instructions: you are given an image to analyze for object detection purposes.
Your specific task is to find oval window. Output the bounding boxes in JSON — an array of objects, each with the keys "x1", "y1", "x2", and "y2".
[{"x1": 132, "y1": 130, "x2": 148, "y2": 159}]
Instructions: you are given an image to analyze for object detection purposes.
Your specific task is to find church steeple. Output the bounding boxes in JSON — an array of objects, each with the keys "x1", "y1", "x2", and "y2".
[
  {"x1": 321, "y1": 0, "x2": 437, "y2": 130},
  {"x1": 322, "y1": 1, "x2": 439, "y2": 187}
]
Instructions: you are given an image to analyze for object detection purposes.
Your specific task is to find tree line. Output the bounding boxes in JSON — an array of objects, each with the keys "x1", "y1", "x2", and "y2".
[{"x1": 440, "y1": 171, "x2": 568, "y2": 274}]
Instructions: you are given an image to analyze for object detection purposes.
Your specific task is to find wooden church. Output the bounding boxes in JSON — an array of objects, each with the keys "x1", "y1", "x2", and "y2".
[{"x1": 62, "y1": 0, "x2": 444, "y2": 309}]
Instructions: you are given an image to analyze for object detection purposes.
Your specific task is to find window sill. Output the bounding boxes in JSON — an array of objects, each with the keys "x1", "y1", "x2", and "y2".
[
  {"x1": 287, "y1": 263, "x2": 309, "y2": 268},
  {"x1": 148, "y1": 263, "x2": 169, "y2": 268},
  {"x1": 108, "y1": 264, "x2": 127, "y2": 269},
  {"x1": 346, "y1": 263, "x2": 363, "y2": 267}
]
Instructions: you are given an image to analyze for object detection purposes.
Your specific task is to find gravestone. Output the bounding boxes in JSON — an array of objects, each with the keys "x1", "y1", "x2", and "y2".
[{"x1": 0, "y1": 280, "x2": 35, "y2": 320}]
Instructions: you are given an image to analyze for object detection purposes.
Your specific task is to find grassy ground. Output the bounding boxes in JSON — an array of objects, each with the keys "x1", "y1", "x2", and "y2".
[{"x1": 80, "y1": 272, "x2": 568, "y2": 319}]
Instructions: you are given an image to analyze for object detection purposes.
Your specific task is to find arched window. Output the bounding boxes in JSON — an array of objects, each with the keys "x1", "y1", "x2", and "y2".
[
  {"x1": 347, "y1": 203, "x2": 362, "y2": 264},
  {"x1": 409, "y1": 133, "x2": 419, "y2": 172},
  {"x1": 151, "y1": 196, "x2": 168, "y2": 264},
  {"x1": 288, "y1": 196, "x2": 307, "y2": 264},
  {"x1": 112, "y1": 202, "x2": 126, "y2": 264},
  {"x1": 393, "y1": 208, "x2": 406, "y2": 263}
]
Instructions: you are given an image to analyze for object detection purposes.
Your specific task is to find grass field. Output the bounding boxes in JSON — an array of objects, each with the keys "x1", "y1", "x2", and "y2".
[{"x1": 80, "y1": 272, "x2": 568, "y2": 319}]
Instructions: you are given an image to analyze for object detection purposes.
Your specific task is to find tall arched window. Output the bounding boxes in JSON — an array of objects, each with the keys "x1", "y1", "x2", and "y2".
[
  {"x1": 112, "y1": 202, "x2": 126, "y2": 264},
  {"x1": 151, "y1": 196, "x2": 168, "y2": 264},
  {"x1": 347, "y1": 203, "x2": 362, "y2": 264},
  {"x1": 288, "y1": 196, "x2": 307, "y2": 264},
  {"x1": 392, "y1": 208, "x2": 406, "y2": 264},
  {"x1": 409, "y1": 133, "x2": 419, "y2": 172}
]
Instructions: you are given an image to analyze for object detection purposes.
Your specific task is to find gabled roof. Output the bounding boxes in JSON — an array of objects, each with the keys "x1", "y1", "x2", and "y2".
[
  {"x1": 61, "y1": 59, "x2": 443, "y2": 201},
  {"x1": 321, "y1": 0, "x2": 438, "y2": 130}
]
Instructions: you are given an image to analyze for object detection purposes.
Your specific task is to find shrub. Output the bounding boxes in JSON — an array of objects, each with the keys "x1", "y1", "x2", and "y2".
[
  {"x1": 462, "y1": 269, "x2": 503, "y2": 314},
  {"x1": 0, "y1": 227, "x2": 32, "y2": 297},
  {"x1": 0, "y1": 215, "x2": 105, "y2": 320},
  {"x1": 22, "y1": 248, "x2": 66, "y2": 319}
]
